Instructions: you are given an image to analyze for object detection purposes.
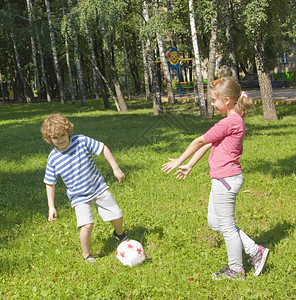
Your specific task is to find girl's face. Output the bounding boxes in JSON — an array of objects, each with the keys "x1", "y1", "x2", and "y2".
[
  {"x1": 51, "y1": 131, "x2": 70, "y2": 151},
  {"x1": 211, "y1": 95, "x2": 227, "y2": 114}
]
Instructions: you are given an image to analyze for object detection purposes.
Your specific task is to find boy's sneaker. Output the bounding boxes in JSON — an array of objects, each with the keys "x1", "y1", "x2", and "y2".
[
  {"x1": 113, "y1": 230, "x2": 128, "y2": 242},
  {"x1": 212, "y1": 265, "x2": 245, "y2": 280},
  {"x1": 248, "y1": 245, "x2": 270, "y2": 276},
  {"x1": 84, "y1": 254, "x2": 97, "y2": 264}
]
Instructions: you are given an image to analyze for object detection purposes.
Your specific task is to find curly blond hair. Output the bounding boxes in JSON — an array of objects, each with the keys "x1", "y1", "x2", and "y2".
[{"x1": 41, "y1": 113, "x2": 74, "y2": 144}]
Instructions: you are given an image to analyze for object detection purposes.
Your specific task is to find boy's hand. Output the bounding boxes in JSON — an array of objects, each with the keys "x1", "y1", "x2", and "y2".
[
  {"x1": 48, "y1": 207, "x2": 57, "y2": 221},
  {"x1": 174, "y1": 165, "x2": 192, "y2": 180},
  {"x1": 114, "y1": 168, "x2": 125, "y2": 183},
  {"x1": 161, "y1": 158, "x2": 182, "y2": 173}
]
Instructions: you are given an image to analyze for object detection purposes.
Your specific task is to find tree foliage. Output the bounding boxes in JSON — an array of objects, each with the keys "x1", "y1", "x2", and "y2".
[{"x1": 0, "y1": 0, "x2": 295, "y2": 116}]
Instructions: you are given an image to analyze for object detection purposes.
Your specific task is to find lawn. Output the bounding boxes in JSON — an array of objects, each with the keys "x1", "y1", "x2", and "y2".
[{"x1": 0, "y1": 99, "x2": 295, "y2": 299}]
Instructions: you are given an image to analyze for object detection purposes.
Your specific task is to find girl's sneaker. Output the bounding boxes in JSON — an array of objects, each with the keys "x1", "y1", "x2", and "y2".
[
  {"x1": 248, "y1": 245, "x2": 270, "y2": 276},
  {"x1": 212, "y1": 265, "x2": 245, "y2": 280}
]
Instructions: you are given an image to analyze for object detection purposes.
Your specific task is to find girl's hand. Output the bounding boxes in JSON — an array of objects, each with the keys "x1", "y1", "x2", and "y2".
[
  {"x1": 48, "y1": 207, "x2": 57, "y2": 222},
  {"x1": 114, "y1": 168, "x2": 125, "y2": 183},
  {"x1": 174, "y1": 164, "x2": 192, "y2": 180},
  {"x1": 161, "y1": 158, "x2": 182, "y2": 173}
]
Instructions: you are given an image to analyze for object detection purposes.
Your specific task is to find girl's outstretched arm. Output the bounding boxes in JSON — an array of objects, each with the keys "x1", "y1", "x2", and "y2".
[
  {"x1": 161, "y1": 135, "x2": 208, "y2": 173},
  {"x1": 174, "y1": 143, "x2": 212, "y2": 180}
]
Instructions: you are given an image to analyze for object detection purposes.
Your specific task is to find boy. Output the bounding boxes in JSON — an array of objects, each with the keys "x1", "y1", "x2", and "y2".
[{"x1": 41, "y1": 113, "x2": 127, "y2": 263}]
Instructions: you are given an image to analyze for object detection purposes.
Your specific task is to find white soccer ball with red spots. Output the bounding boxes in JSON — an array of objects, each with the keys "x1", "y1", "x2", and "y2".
[{"x1": 116, "y1": 239, "x2": 145, "y2": 267}]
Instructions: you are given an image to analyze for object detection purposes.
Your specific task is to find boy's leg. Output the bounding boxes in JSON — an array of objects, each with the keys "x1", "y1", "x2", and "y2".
[
  {"x1": 75, "y1": 201, "x2": 95, "y2": 261},
  {"x1": 110, "y1": 217, "x2": 124, "y2": 235},
  {"x1": 80, "y1": 223, "x2": 93, "y2": 258},
  {"x1": 93, "y1": 189, "x2": 127, "y2": 241}
]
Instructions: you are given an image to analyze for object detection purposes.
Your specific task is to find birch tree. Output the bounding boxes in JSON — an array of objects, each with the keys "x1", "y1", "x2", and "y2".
[
  {"x1": 143, "y1": 0, "x2": 163, "y2": 115},
  {"x1": 189, "y1": 0, "x2": 207, "y2": 117},
  {"x1": 154, "y1": 3, "x2": 175, "y2": 104},
  {"x1": 10, "y1": 29, "x2": 31, "y2": 103},
  {"x1": 44, "y1": 0, "x2": 66, "y2": 104},
  {"x1": 67, "y1": 0, "x2": 87, "y2": 106},
  {"x1": 26, "y1": 0, "x2": 41, "y2": 101},
  {"x1": 223, "y1": 0, "x2": 238, "y2": 80},
  {"x1": 206, "y1": 0, "x2": 218, "y2": 117}
]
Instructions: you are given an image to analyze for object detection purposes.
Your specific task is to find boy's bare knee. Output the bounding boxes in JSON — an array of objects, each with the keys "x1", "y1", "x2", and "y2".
[{"x1": 81, "y1": 223, "x2": 93, "y2": 231}]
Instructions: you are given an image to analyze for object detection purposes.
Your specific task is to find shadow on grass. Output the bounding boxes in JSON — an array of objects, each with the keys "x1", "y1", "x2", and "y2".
[
  {"x1": 95, "y1": 225, "x2": 164, "y2": 258},
  {"x1": 244, "y1": 154, "x2": 296, "y2": 177},
  {"x1": 243, "y1": 220, "x2": 295, "y2": 274}
]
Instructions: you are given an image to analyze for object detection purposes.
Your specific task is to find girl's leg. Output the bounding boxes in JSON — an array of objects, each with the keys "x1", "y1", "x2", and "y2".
[
  {"x1": 237, "y1": 227, "x2": 258, "y2": 257},
  {"x1": 208, "y1": 175, "x2": 244, "y2": 272},
  {"x1": 80, "y1": 223, "x2": 94, "y2": 258}
]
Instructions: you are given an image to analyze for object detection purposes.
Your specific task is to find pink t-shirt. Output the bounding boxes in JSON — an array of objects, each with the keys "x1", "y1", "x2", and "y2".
[{"x1": 203, "y1": 114, "x2": 245, "y2": 179}]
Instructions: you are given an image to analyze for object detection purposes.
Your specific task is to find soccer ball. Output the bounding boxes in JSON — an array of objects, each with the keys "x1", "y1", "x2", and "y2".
[{"x1": 116, "y1": 239, "x2": 145, "y2": 267}]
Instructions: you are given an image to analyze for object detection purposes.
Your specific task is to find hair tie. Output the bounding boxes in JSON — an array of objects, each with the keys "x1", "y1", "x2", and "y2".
[{"x1": 241, "y1": 91, "x2": 248, "y2": 98}]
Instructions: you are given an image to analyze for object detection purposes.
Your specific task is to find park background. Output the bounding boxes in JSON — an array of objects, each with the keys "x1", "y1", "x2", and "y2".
[{"x1": 0, "y1": 0, "x2": 296, "y2": 299}]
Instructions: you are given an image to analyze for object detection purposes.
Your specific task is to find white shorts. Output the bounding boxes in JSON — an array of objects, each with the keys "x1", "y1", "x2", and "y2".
[{"x1": 74, "y1": 189, "x2": 123, "y2": 227}]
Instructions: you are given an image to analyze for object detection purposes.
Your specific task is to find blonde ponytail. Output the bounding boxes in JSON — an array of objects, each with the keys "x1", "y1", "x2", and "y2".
[{"x1": 234, "y1": 91, "x2": 253, "y2": 117}]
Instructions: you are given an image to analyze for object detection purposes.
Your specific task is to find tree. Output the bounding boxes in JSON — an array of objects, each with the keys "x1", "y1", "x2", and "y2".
[
  {"x1": 189, "y1": 0, "x2": 207, "y2": 117},
  {"x1": 67, "y1": 0, "x2": 87, "y2": 106},
  {"x1": 243, "y1": 0, "x2": 278, "y2": 121},
  {"x1": 44, "y1": 0, "x2": 66, "y2": 104},
  {"x1": 26, "y1": 0, "x2": 41, "y2": 101},
  {"x1": 142, "y1": 0, "x2": 163, "y2": 115},
  {"x1": 223, "y1": 0, "x2": 238, "y2": 80},
  {"x1": 206, "y1": 0, "x2": 218, "y2": 117}
]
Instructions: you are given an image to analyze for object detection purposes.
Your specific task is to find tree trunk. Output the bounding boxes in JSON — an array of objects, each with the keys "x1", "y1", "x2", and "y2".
[
  {"x1": 143, "y1": 1, "x2": 163, "y2": 115},
  {"x1": 206, "y1": 0, "x2": 218, "y2": 118},
  {"x1": 156, "y1": 32, "x2": 175, "y2": 104},
  {"x1": 44, "y1": 0, "x2": 66, "y2": 104},
  {"x1": 10, "y1": 30, "x2": 31, "y2": 103},
  {"x1": 189, "y1": 0, "x2": 207, "y2": 117},
  {"x1": 36, "y1": 32, "x2": 51, "y2": 102},
  {"x1": 141, "y1": 38, "x2": 152, "y2": 101},
  {"x1": 224, "y1": 0, "x2": 238, "y2": 81},
  {"x1": 65, "y1": 38, "x2": 76, "y2": 104},
  {"x1": 254, "y1": 28, "x2": 278, "y2": 121},
  {"x1": 68, "y1": 0, "x2": 87, "y2": 106},
  {"x1": 26, "y1": 0, "x2": 41, "y2": 101},
  {"x1": 105, "y1": 49, "x2": 128, "y2": 112},
  {"x1": 121, "y1": 14, "x2": 131, "y2": 101}
]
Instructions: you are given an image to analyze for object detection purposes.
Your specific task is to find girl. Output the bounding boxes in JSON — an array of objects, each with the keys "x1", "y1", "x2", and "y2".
[{"x1": 161, "y1": 78, "x2": 269, "y2": 280}]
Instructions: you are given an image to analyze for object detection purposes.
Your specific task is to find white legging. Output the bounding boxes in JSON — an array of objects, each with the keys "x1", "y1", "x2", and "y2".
[{"x1": 207, "y1": 174, "x2": 258, "y2": 272}]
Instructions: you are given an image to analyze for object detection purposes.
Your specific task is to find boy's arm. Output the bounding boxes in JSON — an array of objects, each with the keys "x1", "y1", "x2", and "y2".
[
  {"x1": 174, "y1": 143, "x2": 212, "y2": 180},
  {"x1": 101, "y1": 145, "x2": 125, "y2": 183},
  {"x1": 46, "y1": 184, "x2": 57, "y2": 221}
]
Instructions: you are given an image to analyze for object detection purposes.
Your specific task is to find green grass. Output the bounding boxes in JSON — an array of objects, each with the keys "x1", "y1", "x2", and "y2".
[{"x1": 0, "y1": 99, "x2": 295, "y2": 299}]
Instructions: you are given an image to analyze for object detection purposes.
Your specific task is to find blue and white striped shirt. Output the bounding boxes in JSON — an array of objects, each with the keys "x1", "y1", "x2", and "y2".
[{"x1": 44, "y1": 135, "x2": 108, "y2": 207}]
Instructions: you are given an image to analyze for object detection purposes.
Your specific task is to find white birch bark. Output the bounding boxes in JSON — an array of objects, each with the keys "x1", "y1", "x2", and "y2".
[
  {"x1": 68, "y1": 0, "x2": 87, "y2": 106},
  {"x1": 141, "y1": 38, "x2": 151, "y2": 101},
  {"x1": 189, "y1": 0, "x2": 207, "y2": 117},
  {"x1": 44, "y1": 0, "x2": 66, "y2": 104},
  {"x1": 224, "y1": 0, "x2": 238, "y2": 80},
  {"x1": 207, "y1": 0, "x2": 218, "y2": 117},
  {"x1": 10, "y1": 30, "x2": 31, "y2": 103},
  {"x1": 143, "y1": 0, "x2": 163, "y2": 115},
  {"x1": 26, "y1": 0, "x2": 41, "y2": 101}
]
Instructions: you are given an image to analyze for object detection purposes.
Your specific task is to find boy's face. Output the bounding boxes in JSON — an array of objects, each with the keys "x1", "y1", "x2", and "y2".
[{"x1": 51, "y1": 131, "x2": 70, "y2": 151}]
